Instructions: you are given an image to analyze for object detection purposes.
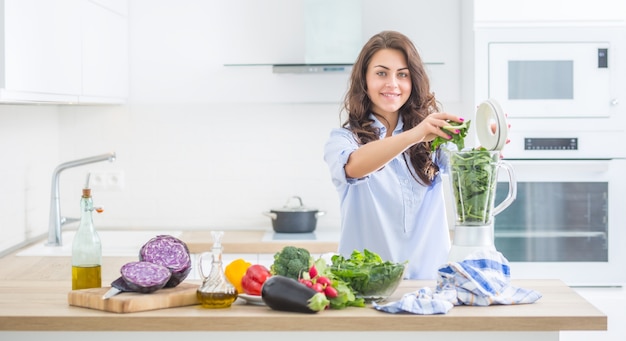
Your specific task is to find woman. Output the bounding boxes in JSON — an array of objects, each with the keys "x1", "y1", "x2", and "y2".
[{"x1": 323, "y1": 31, "x2": 464, "y2": 279}]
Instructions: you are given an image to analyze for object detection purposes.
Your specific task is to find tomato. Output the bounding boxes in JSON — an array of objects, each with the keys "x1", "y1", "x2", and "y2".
[{"x1": 241, "y1": 264, "x2": 272, "y2": 295}]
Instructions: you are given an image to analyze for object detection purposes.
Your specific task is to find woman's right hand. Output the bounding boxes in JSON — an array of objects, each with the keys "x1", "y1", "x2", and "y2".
[{"x1": 410, "y1": 112, "x2": 465, "y2": 144}]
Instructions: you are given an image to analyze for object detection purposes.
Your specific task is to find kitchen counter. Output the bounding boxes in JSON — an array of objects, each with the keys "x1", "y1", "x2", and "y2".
[{"x1": 0, "y1": 231, "x2": 607, "y2": 341}]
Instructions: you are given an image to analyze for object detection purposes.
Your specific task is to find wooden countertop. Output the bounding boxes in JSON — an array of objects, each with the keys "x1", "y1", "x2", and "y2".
[{"x1": 0, "y1": 242, "x2": 607, "y2": 332}]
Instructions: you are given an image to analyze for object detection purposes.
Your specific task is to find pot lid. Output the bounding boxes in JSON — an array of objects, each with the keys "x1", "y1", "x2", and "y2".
[
  {"x1": 476, "y1": 99, "x2": 508, "y2": 151},
  {"x1": 271, "y1": 196, "x2": 318, "y2": 212}
]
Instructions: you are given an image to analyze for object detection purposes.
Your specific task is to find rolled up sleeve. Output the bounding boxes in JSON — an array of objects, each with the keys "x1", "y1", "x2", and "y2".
[{"x1": 323, "y1": 128, "x2": 365, "y2": 187}]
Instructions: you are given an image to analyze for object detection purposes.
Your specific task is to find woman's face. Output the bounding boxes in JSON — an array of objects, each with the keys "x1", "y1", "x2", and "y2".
[{"x1": 365, "y1": 48, "x2": 411, "y2": 117}]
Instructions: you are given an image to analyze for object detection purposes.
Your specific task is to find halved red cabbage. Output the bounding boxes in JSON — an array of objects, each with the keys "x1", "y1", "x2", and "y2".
[
  {"x1": 139, "y1": 234, "x2": 191, "y2": 288},
  {"x1": 120, "y1": 261, "x2": 171, "y2": 293}
]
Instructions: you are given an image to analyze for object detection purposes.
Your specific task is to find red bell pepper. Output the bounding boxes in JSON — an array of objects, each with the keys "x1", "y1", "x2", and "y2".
[{"x1": 241, "y1": 264, "x2": 272, "y2": 295}]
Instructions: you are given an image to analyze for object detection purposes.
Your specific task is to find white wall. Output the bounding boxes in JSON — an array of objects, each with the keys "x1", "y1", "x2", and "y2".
[{"x1": 0, "y1": 105, "x2": 59, "y2": 251}]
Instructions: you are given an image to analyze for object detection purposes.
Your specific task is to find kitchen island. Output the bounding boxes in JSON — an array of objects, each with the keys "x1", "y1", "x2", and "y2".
[{"x1": 0, "y1": 232, "x2": 606, "y2": 341}]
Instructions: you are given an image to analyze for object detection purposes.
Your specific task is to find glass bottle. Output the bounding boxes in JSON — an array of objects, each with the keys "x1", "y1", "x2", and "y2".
[
  {"x1": 196, "y1": 230, "x2": 238, "y2": 308},
  {"x1": 71, "y1": 176, "x2": 102, "y2": 290}
]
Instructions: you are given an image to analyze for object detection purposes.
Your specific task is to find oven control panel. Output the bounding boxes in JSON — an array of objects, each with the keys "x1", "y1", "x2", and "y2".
[{"x1": 524, "y1": 138, "x2": 578, "y2": 150}]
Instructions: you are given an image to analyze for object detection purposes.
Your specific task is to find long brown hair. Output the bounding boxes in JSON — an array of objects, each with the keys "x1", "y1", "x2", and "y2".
[{"x1": 342, "y1": 30, "x2": 440, "y2": 185}]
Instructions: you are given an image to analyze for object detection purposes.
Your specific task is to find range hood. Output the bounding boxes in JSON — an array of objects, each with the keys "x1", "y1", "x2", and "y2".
[
  {"x1": 223, "y1": 0, "x2": 362, "y2": 74},
  {"x1": 270, "y1": 0, "x2": 362, "y2": 73}
]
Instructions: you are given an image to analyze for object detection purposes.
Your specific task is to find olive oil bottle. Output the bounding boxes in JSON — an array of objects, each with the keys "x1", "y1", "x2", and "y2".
[
  {"x1": 197, "y1": 231, "x2": 238, "y2": 308},
  {"x1": 71, "y1": 174, "x2": 102, "y2": 290}
]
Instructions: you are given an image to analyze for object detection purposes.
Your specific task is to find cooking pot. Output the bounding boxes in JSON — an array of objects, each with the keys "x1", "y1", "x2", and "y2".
[{"x1": 263, "y1": 196, "x2": 325, "y2": 233}]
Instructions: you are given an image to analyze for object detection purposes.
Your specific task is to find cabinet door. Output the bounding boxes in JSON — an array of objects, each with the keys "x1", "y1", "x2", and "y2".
[
  {"x1": 80, "y1": 0, "x2": 129, "y2": 102},
  {"x1": 0, "y1": 0, "x2": 128, "y2": 104},
  {"x1": 2, "y1": 0, "x2": 81, "y2": 102}
]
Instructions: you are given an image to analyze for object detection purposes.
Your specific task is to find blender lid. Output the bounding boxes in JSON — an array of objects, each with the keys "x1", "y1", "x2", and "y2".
[{"x1": 476, "y1": 99, "x2": 508, "y2": 151}]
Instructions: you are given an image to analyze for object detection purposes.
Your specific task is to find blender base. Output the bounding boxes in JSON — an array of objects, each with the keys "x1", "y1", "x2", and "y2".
[{"x1": 447, "y1": 224, "x2": 497, "y2": 262}]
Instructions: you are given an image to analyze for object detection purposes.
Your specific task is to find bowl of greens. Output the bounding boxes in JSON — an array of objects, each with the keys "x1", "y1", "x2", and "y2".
[{"x1": 329, "y1": 249, "x2": 406, "y2": 303}]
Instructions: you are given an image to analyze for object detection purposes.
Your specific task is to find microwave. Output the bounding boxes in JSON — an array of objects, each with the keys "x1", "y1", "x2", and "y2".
[{"x1": 475, "y1": 25, "x2": 626, "y2": 120}]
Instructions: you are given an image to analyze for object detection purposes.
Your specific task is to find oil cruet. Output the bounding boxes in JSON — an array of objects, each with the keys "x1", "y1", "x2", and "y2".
[{"x1": 196, "y1": 230, "x2": 238, "y2": 308}]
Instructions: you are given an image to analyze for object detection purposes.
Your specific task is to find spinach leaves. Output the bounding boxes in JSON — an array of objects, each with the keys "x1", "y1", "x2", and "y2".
[
  {"x1": 448, "y1": 149, "x2": 499, "y2": 224},
  {"x1": 430, "y1": 120, "x2": 471, "y2": 152}
]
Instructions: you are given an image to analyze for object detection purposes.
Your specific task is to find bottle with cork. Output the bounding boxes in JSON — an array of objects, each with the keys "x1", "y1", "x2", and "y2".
[{"x1": 71, "y1": 173, "x2": 103, "y2": 290}]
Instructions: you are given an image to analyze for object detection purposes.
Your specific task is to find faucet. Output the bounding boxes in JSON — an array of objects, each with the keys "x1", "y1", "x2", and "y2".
[{"x1": 46, "y1": 152, "x2": 117, "y2": 246}]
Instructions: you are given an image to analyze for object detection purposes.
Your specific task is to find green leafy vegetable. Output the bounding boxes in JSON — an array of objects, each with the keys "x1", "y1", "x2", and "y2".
[
  {"x1": 431, "y1": 120, "x2": 471, "y2": 152},
  {"x1": 448, "y1": 148, "x2": 499, "y2": 224},
  {"x1": 329, "y1": 249, "x2": 406, "y2": 299}
]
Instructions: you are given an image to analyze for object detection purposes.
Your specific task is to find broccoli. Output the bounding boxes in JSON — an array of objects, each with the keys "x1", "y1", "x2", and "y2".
[{"x1": 270, "y1": 246, "x2": 313, "y2": 280}]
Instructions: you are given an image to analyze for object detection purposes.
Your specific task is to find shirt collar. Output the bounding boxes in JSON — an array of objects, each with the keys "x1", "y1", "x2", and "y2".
[{"x1": 369, "y1": 113, "x2": 404, "y2": 138}]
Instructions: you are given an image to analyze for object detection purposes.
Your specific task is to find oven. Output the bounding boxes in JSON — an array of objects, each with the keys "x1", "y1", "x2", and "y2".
[
  {"x1": 474, "y1": 25, "x2": 626, "y2": 286},
  {"x1": 493, "y1": 157, "x2": 626, "y2": 286}
]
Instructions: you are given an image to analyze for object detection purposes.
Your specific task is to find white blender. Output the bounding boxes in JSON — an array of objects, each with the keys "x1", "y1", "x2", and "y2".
[{"x1": 446, "y1": 99, "x2": 517, "y2": 262}]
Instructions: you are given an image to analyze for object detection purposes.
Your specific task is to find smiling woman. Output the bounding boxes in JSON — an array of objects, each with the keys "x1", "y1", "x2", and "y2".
[{"x1": 323, "y1": 30, "x2": 465, "y2": 280}]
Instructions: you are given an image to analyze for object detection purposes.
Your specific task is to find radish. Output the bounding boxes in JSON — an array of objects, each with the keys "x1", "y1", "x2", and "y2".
[
  {"x1": 308, "y1": 265, "x2": 318, "y2": 278},
  {"x1": 316, "y1": 276, "x2": 331, "y2": 286},
  {"x1": 299, "y1": 278, "x2": 314, "y2": 288},
  {"x1": 324, "y1": 285, "x2": 338, "y2": 298},
  {"x1": 312, "y1": 282, "x2": 325, "y2": 293}
]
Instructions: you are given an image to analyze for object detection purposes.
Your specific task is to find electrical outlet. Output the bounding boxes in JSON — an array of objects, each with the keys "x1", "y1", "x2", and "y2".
[{"x1": 90, "y1": 170, "x2": 125, "y2": 191}]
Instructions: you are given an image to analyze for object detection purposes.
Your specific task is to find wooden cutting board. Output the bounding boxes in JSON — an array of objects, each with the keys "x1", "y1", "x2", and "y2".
[{"x1": 67, "y1": 282, "x2": 199, "y2": 313}]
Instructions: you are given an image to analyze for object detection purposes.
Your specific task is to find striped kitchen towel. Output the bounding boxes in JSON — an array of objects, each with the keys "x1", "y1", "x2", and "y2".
[
  {"x1": 373, "y1": 249, "x2": 542, "y2": 314},
  {"x1": 372, "y1": 286, "x2": 454, "y2": 314},
  {"x1": 437, "y1": 249, "x2": 542, "y2": 306}
]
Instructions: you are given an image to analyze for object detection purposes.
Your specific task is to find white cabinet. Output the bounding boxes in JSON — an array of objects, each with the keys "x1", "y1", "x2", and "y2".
[
  {"x1": 80, "y1": 0, "x2": 129, "y2": 102},
  {"x1": 0, "y1": 0, "x2": 82, "y2": 102},
  {"x1": 474, "y1": 0, "x2": 626, "y2": 23},
  {"x1": 0, "y1": 0, "x2": 128, "y2": 104}
]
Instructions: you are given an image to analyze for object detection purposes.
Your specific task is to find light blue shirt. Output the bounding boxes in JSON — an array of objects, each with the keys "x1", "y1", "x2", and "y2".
[{"x1": 324, "y1": 115, "x2": 451, "y2": 279}]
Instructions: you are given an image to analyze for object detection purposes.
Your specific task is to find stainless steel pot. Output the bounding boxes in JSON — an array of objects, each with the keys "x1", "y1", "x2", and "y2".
[{"x1": 263, "y1": 196, "x2": 325, "y2": 233}]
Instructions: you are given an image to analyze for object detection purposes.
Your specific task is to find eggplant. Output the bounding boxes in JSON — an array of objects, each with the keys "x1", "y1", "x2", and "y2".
[
  {"x1": 261, "y1": 275, "x2": 329, "y2": 314},
  {"x1": 139, "y1": 234, "x2": 192, "y2": 288},
  {"x1": 120, "y1": 261, "x2": 172, "y2": 293}
]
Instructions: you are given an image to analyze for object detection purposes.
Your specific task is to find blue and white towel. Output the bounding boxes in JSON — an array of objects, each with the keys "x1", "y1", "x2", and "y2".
[{"x1": 373, "y1": 249, "x2": 542, "y2": 314}]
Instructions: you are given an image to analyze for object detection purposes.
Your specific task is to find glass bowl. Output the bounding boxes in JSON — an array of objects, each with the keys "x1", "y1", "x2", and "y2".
[{"x1": 330, "y1": 262, "x2": 406, "y2": 303}]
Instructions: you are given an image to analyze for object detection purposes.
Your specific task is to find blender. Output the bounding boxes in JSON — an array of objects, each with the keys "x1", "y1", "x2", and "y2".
[{"x1": 445, "y1": 99, "x2": 517, "y2": 262}]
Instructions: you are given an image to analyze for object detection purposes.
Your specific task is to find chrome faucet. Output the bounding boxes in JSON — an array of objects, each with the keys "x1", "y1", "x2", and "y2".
[{"x1": 46, "y1": 152, "x2": 117, "y2": 246}]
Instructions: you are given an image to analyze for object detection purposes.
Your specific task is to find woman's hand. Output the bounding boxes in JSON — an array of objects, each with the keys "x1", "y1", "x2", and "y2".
[{"x1": 410, "y1": 112, "x2": 465, "y2": 144}]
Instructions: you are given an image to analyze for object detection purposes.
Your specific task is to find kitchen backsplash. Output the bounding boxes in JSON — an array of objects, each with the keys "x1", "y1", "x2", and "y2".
[{"x1": 57, "y1": 102, "x2": 346, "y2": 232}]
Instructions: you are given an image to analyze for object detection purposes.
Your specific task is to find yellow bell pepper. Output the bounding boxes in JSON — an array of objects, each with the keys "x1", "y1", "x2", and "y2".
[{"x1": 224, "y1": 258, "x2": 252, "y2": 294}]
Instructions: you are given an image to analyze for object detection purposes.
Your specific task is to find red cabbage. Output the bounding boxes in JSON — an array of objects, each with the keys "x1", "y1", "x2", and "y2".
[
  {"x1": 139, "y1": 235, "x2": 192, "y2": 288},
  {"x1": 120, "y1": 261, "x2": 171, "y2": 293}
]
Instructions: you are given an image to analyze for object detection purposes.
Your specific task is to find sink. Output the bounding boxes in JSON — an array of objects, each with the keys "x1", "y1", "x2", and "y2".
[{"x1": 16, "y1": 230, "x2": 183, "y2": 257}]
